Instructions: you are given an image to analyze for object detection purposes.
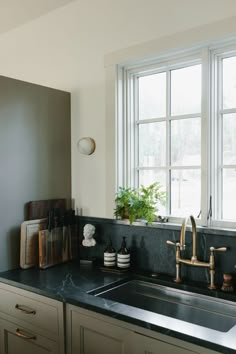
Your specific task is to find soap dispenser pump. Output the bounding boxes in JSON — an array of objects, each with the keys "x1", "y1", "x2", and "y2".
[
  {"x1": 104, "y1": 238, "x2": 116, "y2": 267},
  {"x1": 117, "y1": 237, "x2": 130, "y2": 269}
]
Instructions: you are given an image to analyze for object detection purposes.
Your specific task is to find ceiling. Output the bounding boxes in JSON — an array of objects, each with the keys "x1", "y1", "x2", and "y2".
[{"x1": 0, "y1": 0, "x2": 76, "y2": 34}]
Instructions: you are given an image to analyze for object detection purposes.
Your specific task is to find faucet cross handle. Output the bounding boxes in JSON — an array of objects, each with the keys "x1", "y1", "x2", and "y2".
[
  {"x1": 208, "y1": 247, "x2": 227, "y2": 290},
  {"x1": 166, "y1": 240, "x2": 183, "y2": 283},
  {"x1": 166, "y1": 240, "x2": 181, "y2": 247},
  {"x1": 166, "y1": 240, "x2": 176, "y2": 246},
  {"x1": 166, "y1": 240, "x2": 185, "y2": 252},
  {"x1": 209, "y1": 247, "x2": 227, "y2": 268},
  {"x1": 210, "y1": 247, "x2": 227, "y2": 253}
]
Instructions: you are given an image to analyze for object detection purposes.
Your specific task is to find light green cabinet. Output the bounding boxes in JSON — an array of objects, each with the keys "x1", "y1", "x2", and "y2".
[
  {"x1": 66, "y1": 305, "x2": 131, "y2": 354},
  {"x1": 66, "y1": 305, "x2": 220, "y2": 354},
  {"x1": 0, "y1": 283, "x2": 65, "y2": 354},
  {"x1": 131, "y1": 331, "x2": 200, "y2": 354},
  {"x1": 0, "y1": 318, "x2": 58, "y2": 354}
]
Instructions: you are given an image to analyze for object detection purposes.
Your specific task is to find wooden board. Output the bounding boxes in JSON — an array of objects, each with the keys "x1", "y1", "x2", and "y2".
[
  {"x1": 26, "y1": 199, "x2": 67, "y2": 220},
  {"x1": 20, "y1": 219, "x2": 47, "y2": 269}
]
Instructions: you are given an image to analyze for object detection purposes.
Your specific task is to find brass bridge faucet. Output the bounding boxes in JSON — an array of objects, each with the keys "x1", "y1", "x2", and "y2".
[{"x1": 166, "y1": 215, "x2": 227, "y2": 289}]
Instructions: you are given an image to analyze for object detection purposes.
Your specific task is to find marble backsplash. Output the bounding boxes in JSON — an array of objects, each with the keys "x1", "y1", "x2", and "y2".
[{"x1": 77, "y1": 216, "x2": 236, "y2": 286}]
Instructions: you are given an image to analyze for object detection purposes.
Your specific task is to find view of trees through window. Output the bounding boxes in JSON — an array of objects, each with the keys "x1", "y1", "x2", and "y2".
[
  {"x1": 137, "y1": 64, "x2": 201, "y2": 217},
  {"x1": 221, "y1": 57, "x2": 236, "y2": 220}
]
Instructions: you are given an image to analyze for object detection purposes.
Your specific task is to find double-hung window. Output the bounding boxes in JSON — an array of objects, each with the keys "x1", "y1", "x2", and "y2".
[
  {"x1": 213, "y1": 48, "x2": 236, "y2": 226},
  {"x1": 117, "y1": 43, "x2": 236, "y2": 228}
]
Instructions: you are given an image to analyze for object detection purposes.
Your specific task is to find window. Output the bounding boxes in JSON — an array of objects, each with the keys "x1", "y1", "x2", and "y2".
[
  {"x1": 138, "y1": 62, "x2": 201, "y2": 218},
  {"x1": 213, "y1": 50, "x2": 236, "y2": 225},
  {"x1": 117, "y1": 43, "x2": 236, "y2": 227}
]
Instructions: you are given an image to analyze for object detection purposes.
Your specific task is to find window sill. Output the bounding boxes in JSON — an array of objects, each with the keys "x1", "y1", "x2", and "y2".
[{"x1": 78, "y1": 216, "x2": 236, "y2": 238}]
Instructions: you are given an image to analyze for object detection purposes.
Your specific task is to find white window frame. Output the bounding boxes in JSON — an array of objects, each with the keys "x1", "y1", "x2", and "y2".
[
  {"x1": 116, "y1": 42, "x2": 236, "y2": 228},
  {"x1": 211, "y1": 44, "x2": 236, "y2": 229}
]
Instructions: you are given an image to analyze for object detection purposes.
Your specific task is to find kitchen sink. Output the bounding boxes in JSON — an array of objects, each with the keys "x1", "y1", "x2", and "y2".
[{"x1": 93, "y1": 280, "x2": 236, "y2": 332}]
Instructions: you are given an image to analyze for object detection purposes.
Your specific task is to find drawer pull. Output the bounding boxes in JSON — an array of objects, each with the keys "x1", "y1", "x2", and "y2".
[
  {"x1": 15, "y1": 304, "x2": 36, "y2": 315},
  {"x1": 15, "y1": 328, "x2": 36, "y2": 340}
]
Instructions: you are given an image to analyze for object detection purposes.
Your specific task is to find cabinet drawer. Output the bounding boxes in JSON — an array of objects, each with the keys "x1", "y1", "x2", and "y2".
[
  {"x1": 0, "y1": 317, "x2": 58, "y2": 354},
  {"x1": 0, "y1": 284, "x2": 60, "y2": 336}
]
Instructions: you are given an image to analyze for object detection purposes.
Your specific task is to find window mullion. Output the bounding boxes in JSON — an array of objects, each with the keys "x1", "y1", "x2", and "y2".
[
  {"x1": 217, "y1": 56, "x2": 224, "y2": 220},
  {"x1": 166, "y1": 69, "x2": 171, "y2": 215},
  {"x1": 123, "y1": 68, "x2": 129, "y2": 188},
  {"x1": 126, "y1": 73, "x2": 137, "y2": 189},
  {"x1": 210, "y1": 51, "x2": 217, "y2": 224},
  {"x1": 219, "y1": 108, "x2": 236, "y2": 114},
  {"x1": 133, "y1": 76, "x2": 139, "y2": 189},
  {"x1": 126, "y1": 72, "x2": 131, "y2": 187},
  {"x1": 211, "y1": 52, "x2": 222, "y2": 223},
  {"x1": 201, "y1": 48, "x2": 210, "y2": 226}
]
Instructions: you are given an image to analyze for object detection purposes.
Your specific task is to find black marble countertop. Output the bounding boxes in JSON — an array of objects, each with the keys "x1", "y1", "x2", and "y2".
[{"x1": 0, "y1": 262, "x2": 236, "y2": 354}]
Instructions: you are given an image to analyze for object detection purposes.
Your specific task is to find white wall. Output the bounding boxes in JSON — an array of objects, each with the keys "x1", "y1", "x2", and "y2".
[{"x1": 1, "y1": 0, "x2": 236, "y2": 217}]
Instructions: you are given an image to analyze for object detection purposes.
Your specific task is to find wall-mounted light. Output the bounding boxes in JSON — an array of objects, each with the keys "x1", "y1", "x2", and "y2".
[{"x1": 77, "y1": 137, "x2": 96, "y2": 155}]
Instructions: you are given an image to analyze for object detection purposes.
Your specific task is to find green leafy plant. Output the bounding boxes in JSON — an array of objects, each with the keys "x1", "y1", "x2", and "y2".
[{"x1": 114, "y1": 182, "x2": 166, "y2": 224}]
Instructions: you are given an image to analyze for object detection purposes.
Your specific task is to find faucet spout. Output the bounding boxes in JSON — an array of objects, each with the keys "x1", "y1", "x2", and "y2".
[
  {"x1": 190, "y1": 215, "x2": 197, "y2": 262},
  {"x1": 180, "y1": 217, "x2": 187, "y2": 250},
  {"x1": 180, "y1": 215, "x2": 198, "y2": 262}
]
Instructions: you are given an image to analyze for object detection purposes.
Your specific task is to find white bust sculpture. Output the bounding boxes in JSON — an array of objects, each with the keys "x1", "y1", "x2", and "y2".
[{"x1": 82, "y1": 224, "x2": 96, "y2": 247}]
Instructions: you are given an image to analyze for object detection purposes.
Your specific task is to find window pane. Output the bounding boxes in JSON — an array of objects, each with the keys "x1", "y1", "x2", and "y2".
[
  {"x1": 223, "y1": 114, "x2": 236, "y2": 165},
  {"x1": 139, "y1": 169, "x2": 166, "y2": 215},
  {"x1": 171, "y1": 118, "x2": 201, "y2": 166},
  {"x1": 171, "y1": 65, "x2": 201, "y2": 116},
  {"x1": 223, "y1": 168, "x2": 236, "y2": 220},
  {"x1": 223, "y1": 56, "x2": 236, "y2": 109},
  {"x1": 171, "y1": 169, "x2": 200, "y2": 217},
  {"x1": 139, "y1": 73, "x2": 166, "y2": 120},
  {"x1": 139, "y1": 122, "x2": 166, "y2": 167}
]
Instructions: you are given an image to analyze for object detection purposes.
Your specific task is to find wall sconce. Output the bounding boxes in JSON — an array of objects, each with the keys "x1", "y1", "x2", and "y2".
[{"x1": 77, "y1": 137, "x2": 96, "y2": 155}]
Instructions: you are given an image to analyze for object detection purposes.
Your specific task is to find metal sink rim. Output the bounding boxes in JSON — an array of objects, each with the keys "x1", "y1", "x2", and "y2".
[{"x1": 92, "y1": 278, "x2": 236, "y2": 333}]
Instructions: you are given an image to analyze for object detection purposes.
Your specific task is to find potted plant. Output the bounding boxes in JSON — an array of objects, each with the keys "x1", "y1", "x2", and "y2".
[{"x1": 114, "y1": 182, "x2": 166, "y2": 224}]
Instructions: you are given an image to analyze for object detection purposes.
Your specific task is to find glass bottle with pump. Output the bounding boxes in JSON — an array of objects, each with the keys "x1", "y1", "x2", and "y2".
[{"x1": 117, "y1": 237, "x2": 130, "y2": 269}]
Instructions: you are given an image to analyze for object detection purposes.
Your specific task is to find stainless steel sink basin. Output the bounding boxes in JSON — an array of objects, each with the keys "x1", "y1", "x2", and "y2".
[{"x1": 94, "y1": 280, "x2": 236, "y2": 332}]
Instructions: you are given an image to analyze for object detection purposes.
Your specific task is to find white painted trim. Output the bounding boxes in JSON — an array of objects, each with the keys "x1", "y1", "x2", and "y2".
[
  {"x1": 137, "y1": 113, "x2": 200, "y2": 124},
  {"x1": 210, "y1": 48, "x2": 218, "y2": 226},
  {"x1": 211, "y1": 219, "x2": 236, "y2": 229},
  {"x1": 166, "y1": 69, "x2": 171, "y2": 215},
  {"x1": 222, "y1": 164, "x2": 236, "y2": 169},
  {"x1": 218, "y1": 55, "x2": 224, "y2": 220},
  {"x1": 105, "y1": 64, "x2": 118, "y2": 218},
  {"x1": 123, "y1": 53, "x2": 201, "y2": 75},
  {"x1": 104, "y1": 16, "x2": 236, "y2": 68},
  {"x1": 201, "y1": 48, "x2": 211, "y2": 226},
  {"x1": 134, "y1": 76, "x2": 139, "y2": 188},
  {"x1": 137, "y1": 166, "x2": 201, "y2": 171},
  {"x1": 116, "y1": 65, "x2": 125, "y2": 189},
  {"x1": 219, "y1": 108, "x2": 236, "y2": 114}
]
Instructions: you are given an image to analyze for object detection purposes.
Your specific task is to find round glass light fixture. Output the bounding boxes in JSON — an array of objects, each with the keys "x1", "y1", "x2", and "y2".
[{"x1": 77, "y1": 137, "x2": 96, "y2": 155}]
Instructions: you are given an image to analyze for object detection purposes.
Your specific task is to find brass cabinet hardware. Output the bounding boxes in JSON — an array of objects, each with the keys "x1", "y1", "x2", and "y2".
[
  {"x1": 166, "y1": 215, "x2": 227, "y2": 289},
  {"x1": 15, "y1": 304, "x2": 36, "y2": 315},
  {"x1": 15, "y1": 328, "x2": 36, "y2": 340}
]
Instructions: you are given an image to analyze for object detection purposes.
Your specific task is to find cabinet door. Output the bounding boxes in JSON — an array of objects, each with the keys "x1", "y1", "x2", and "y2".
[
  {"x1": 69, "y1": 310, "x2": 131, "y2": 354},
  {"x1": 131, "y1": 332, "x2": 200, "y2": 354},
  {"x1": 0, "y1": 319, "x2": 58, "y2": 354}
]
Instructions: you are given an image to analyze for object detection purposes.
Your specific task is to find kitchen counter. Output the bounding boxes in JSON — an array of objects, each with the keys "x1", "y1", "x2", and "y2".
[{"x1": 0, "y1": 262, "x2": 236, "y2": 354}]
